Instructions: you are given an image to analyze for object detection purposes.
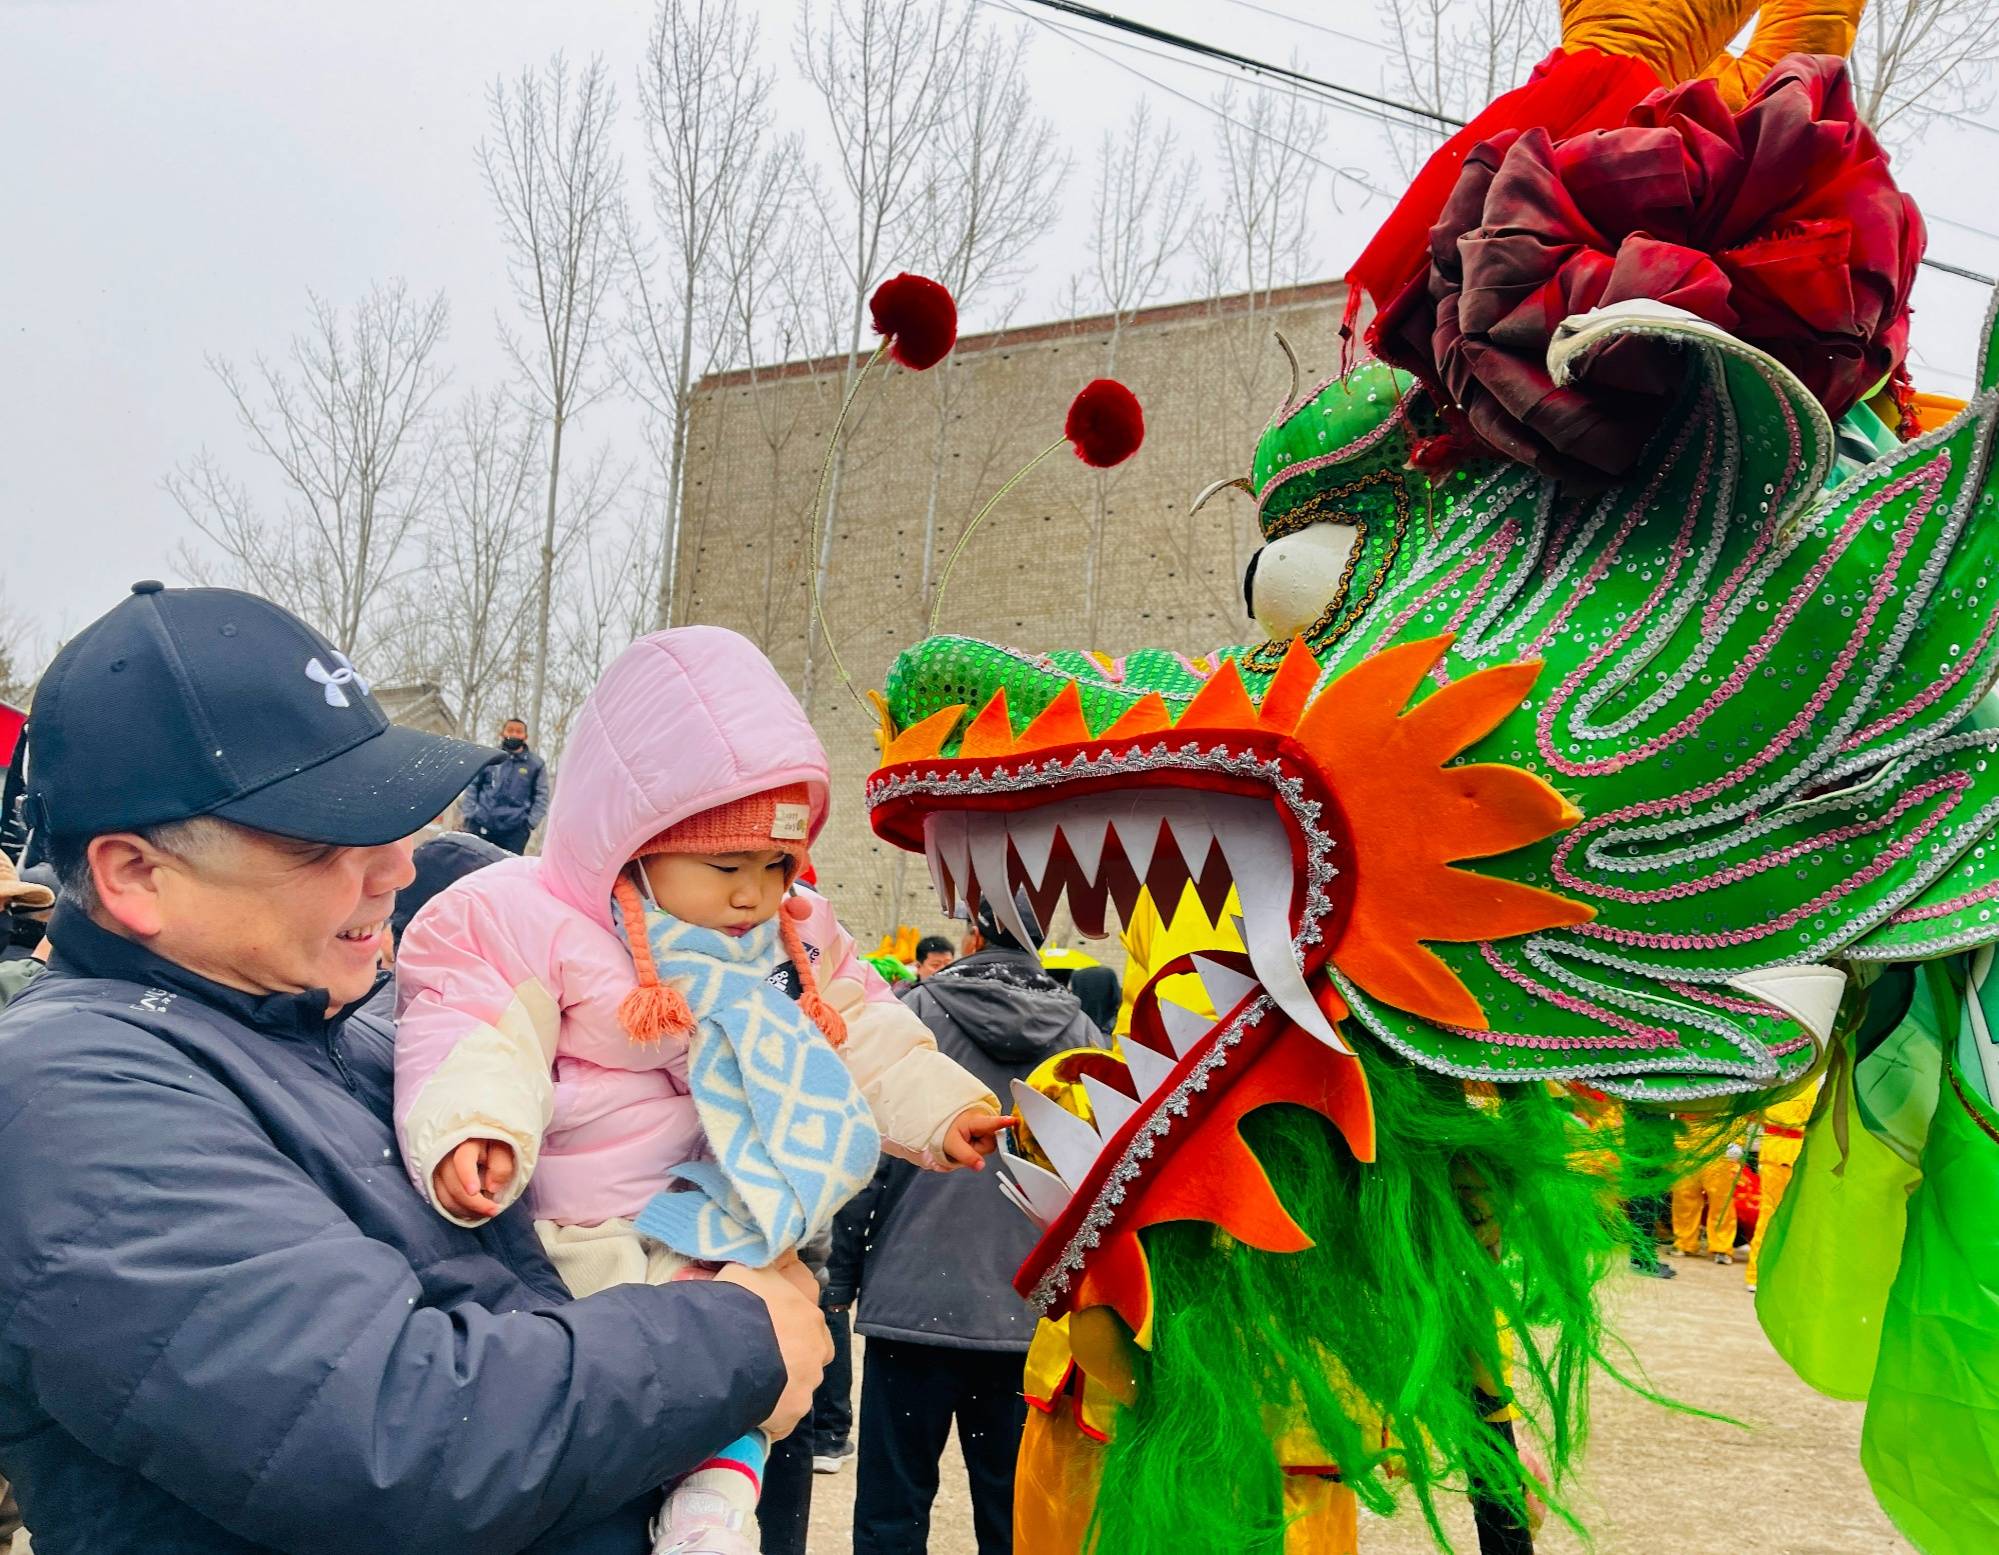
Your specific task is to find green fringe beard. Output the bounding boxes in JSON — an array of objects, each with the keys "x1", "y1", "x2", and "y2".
[{"x1": 1087, "y1": 1045, "x2": 1702, "y2": 1554}]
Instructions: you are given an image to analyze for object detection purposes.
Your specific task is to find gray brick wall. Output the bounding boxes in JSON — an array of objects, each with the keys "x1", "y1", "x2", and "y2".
[{"x1": 674, "y1": 282, "x2": 1348, "y2": 955}]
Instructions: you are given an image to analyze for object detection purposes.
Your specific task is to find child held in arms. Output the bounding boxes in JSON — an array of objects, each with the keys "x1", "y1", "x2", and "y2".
[{"x1": 392, "y1": 627, "x2": 1007, "y2": 1555}]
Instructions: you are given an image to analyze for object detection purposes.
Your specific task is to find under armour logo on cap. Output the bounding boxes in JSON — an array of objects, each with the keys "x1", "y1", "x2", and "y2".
[{"x1": 304, "y1": 650, "x2": 370, "y2": 708}]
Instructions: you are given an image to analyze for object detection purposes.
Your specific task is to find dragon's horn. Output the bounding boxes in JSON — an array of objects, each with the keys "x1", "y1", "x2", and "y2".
[{"x1": 1190, "y1": 475, "x2": 1252, "y2": 515}]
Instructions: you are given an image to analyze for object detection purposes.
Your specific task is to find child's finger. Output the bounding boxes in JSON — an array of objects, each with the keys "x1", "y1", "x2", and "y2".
[
  {"x1": 455, "y1": 1142, "x2": 484, "y2": 1201},
  {"x1": 940, "y1": 1131, "x2": 982, "y2": 1170},
  {"x1": 483, "y1": 1142, "x2": 516, "y2": 1196}
]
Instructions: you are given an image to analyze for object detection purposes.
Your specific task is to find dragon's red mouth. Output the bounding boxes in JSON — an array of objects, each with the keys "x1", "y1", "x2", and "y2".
[{"x1": 865, "y1": 639, "x2": 1590, "y2": 1334}]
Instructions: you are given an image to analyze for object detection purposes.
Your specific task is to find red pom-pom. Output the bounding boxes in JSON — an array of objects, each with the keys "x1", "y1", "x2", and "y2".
[
  {"x1": 869, "y1": 272, "x2": 957, "y2": 371},
  {"x1": 1064, "y1": 379, "x2": 1145, "y2": 468}
]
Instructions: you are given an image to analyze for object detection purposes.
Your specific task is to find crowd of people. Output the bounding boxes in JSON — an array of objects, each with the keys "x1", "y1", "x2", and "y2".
[{"x1": 0, "y1": 581, "x2": 1124, "y2": 1555}]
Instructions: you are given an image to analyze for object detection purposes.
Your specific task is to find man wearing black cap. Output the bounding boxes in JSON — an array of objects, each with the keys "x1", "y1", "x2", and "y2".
[{"x1": 0, "y1": 583, "x2": 829, "y2": 1554}]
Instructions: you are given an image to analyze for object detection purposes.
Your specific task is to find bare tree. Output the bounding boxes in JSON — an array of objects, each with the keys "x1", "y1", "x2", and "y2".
[
  {"x1": 733, "y1": 194, "x2": 849, "y2": 649},
  {"x1": 548, "y1": 494, "x2": 665, "y2": 751},
  {"x1": 1192, "y1": 78, "x2": 1325, "y2": 394},
  {"x1": 167, "y1": 280, "x2": 450, "y2": 656},
  {"x1": 1080, "y1": 100, "x2": 1200, "y2": 377},
  {"x1": 1070, "y1": 101, "x2": 1198, "y2": 640},
  {"x1": 1850, "y1": 0, "x2": 1999, "y2": 144},
  {"x1": 392, "y1": 386, "x2": 545, "y2": 740},
  {"x1": 912, "y1": 22, "x2": 1068, "y2": 607},
  {"x1": 1376, "y1": 0, "x2": 1554, "y2": 177},
  {"x1": 625, "y1": 0, "x2": 787, "y2": 631},
  {"x1": 482, "y1": 53, "x2": 626, "y2": 745},
  {"x1": 0, "y1": 594, "x2": 38, "y2": 706},
  {"x1": 794, "y1": 0, "x2": 973, "y2": 711}
]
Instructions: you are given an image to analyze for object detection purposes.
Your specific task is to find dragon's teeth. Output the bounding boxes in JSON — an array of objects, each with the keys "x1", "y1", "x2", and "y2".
[
  {"x1": 1191, "y1": 954, "x2": 1258, "y2": 1017},
  {"x1": 1216, "y1": 817, "x2": 1350, "y2": 1053},
  {"x1": 1108, "y1": 801, "x2": 1165, "y2": 881},
  {"x1": 998, "y1": 1144, "x2": 1072, "y2": 1225},
  {"x1": 968, "y1": 816, "x2": 1036, "y2": 947},
  {"x1": 1061, "y1": 808, "x2": 1111, "y2": 883},
  {"x1": 1158, "y1": 998, "x2": 1210, "y2": 1058},
  {"x1": 1163, "y1": 802, "x2": 1216, "y2": 885},
  {"x1": 921, "y1": 818, "x2": 954, "y2": 917},
  {"x1": 1009, "y1": 811, "x2": 1060, "y2": 891},
  {"x1": 996, "y1": 1175, "x2": 1041, "y2": 1226},
  {"x1": 927, "y1": 812, "x2": 970, "y2": 917},
  {"x1": 1011, "y1": 1079, "x2": 1105, "y2": 1193},
  {"x1": 1080, "y1": 1074, "x2": 1140, "y2": 1138},
  {"x1": 1123, "y1": 1039, "x2": 1178, "y2": 1099}
]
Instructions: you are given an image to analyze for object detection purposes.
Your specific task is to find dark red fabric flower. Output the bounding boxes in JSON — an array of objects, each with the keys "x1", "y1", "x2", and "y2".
[
  {"x1": 1064, "y1": 379, "x2": 1145, "y2": 468},
  {"x1": 1372, "y1": 55, "x2": 1925, "y2": 480},
  {"x1": 869, "y1": 272, "x2": 958, "y2": 371}
]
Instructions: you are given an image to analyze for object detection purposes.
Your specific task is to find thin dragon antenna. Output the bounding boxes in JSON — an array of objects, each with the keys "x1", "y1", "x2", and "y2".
[{"x1": 1272, "y1": 329, "x2": 1303, "y2": 416}]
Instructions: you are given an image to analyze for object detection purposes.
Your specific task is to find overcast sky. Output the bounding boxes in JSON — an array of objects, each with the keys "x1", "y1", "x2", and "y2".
[{"x1": 7, "y1": 0, "x2": 1998, "y2": 657}]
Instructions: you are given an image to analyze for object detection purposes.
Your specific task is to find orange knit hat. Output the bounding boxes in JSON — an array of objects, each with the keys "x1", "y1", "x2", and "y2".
[
  {"x1": 613, "y1": 783, "x2": 846, "y2": 1048},
  {"x1": 631, "y1": 783, "x2": 816, "y2": 866}
]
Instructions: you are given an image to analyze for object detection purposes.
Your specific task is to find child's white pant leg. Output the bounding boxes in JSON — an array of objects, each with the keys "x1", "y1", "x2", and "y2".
[
  {"x1": 535, "y1": 1216, "x2": 694, "y2": 1297},
  {"x1": 536, "y1": 1218, "x2": 760, "y2": 1553}
]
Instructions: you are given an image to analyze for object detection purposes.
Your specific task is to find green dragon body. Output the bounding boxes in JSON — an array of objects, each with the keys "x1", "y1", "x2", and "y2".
[{"x1": 864, "y1": 297, "x2": 1999, "y2": 1549}]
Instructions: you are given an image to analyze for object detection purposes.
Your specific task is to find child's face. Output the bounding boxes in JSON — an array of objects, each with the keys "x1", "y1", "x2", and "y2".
[{"x1": 640, "y1": 850, "x2": 792, "y2": 933}]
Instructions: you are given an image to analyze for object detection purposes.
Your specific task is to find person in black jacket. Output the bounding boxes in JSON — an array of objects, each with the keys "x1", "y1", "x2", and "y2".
[
  {"x1": 851, "y1": 891, "x2": 1106, "y2": 1555},
  {"x1": 0, "y1": 583, "x2": 829, "y2": 1555},
  {"x1": 460, "y1": 716, "x2": 552, "y2": 853}
]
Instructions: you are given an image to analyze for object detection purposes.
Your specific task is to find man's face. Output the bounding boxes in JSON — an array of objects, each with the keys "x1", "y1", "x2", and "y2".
[
  {"x1": 140, "y1": 827, "x2": 416, "y2": 1007},
  {"x1": 916, "y1": 949, "x2": 954, "y2": 978},
  {"x1": 501, "y1": 721, "x2": 528, "y2": 746}
]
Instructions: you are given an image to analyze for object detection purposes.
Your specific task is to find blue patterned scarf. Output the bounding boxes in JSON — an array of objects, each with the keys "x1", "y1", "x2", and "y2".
[{"x1": 627, "y1": 910, "x2": 880, "y2": 1267}]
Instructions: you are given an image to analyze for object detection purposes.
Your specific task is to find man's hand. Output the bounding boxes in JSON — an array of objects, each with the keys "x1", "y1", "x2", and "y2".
[
  {"x1": 934, "y1": 1107, "x2": 1012, "y2": 1171},
  {"x1": 431, "y1": 1137, "x2": 516, "y2": 1219},
  {"x1": 716, "y1": 1261, "x2": 833, "y2": 1439}
]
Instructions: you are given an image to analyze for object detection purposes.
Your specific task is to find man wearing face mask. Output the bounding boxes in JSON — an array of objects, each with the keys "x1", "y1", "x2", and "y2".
[{"x1": 459, "y1": 716, "x2": 551, "y2": 855}]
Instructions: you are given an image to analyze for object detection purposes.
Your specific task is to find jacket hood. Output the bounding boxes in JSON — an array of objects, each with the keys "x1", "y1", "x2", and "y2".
[
  {"x1": 537, "y1": 627, "x2": 830, "y2": 926},
  {"x1": 911, "y1": 950, "x2": 1091, "y2": 1063}
]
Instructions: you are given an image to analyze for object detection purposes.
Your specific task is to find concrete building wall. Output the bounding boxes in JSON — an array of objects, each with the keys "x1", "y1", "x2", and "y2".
[{"x1": 673, "y1": 281, "x2": 1348, "y2": 953}]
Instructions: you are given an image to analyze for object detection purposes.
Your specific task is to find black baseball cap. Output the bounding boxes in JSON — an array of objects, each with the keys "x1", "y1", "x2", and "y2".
[{"x1": 25, "y1": 582, "x2": 497, "y2": 846}]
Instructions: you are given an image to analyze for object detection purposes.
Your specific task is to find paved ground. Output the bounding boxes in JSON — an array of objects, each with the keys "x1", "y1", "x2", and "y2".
[{"x1": 806, "y1": 1252, "x2": 1912, "y2": 1553}]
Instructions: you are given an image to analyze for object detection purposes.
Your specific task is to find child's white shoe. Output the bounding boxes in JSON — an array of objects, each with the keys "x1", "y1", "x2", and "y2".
[{"x1": 651, "y1": 1487, "x2": 760, "y2": 1555}]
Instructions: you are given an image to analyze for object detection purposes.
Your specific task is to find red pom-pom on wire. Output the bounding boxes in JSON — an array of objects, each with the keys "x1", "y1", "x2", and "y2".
[
  {"x1": 869, "y1": 272, "x2": 958, "y2": 371},
  {"x1": 1064, "y1": 379, "x2": 1145, "y2": 468}
]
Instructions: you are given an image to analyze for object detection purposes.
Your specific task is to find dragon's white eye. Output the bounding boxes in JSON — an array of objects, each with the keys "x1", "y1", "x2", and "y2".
[{"x1": 1248, "y1": 523, "x2": 1359, "y2": 640}]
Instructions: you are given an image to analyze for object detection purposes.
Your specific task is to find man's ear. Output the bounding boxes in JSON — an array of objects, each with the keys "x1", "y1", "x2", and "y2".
[{"x1": 88, "y1": 834, "x2": 170, "y2": 939}]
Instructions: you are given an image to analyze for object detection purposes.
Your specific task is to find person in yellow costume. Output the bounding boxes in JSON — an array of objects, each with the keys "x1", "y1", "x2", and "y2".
[
  {"x1": 1018, "y1": 882, "x2": 1364, "y2": 1552},
  {"x1": 1671, "y1": 1116, "x2": 1750, "y2": 1263},
  {"x1": 1113, "y1": 880, "x2": 1242, "y2": 1037},
  {"x1": 1746, "y1": 1079, "x2": 1822, "y2": 1292}
]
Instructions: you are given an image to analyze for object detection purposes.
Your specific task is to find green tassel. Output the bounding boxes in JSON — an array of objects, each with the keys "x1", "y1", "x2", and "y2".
[{"x1": 1089, "y1": 1046, "x2": 1719, "y2": 1555}]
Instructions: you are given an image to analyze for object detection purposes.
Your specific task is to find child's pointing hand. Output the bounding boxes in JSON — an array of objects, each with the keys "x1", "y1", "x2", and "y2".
[{"x1": 933, "y1": 1107, "x2": 1014, "y2": 1171}]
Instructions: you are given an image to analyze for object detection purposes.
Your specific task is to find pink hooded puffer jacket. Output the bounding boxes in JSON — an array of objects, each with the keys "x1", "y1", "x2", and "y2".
[{"x1": 393, "y1": 627, "x2": 990, "y2": 1228}]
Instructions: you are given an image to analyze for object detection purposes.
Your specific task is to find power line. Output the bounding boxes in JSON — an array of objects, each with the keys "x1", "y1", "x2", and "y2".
[
  {"x1": 1922, "y1": 255, "x2": 1996, "y2": 285},
  {"x1": 1208, "y1": 0, "x2": 1387, "y2": 57},
  {"x1": 1016, "y1": 0, "x2": 1993, "y2": 286},
  {"x1": 1013, "y1": 0, "x2": 1465, "y2": 131},
  {"x1": 1927, "y1": 209, "x2": 1999, "y2": 245},
  {"x1": 991, "y1": 0, "x2": 1429, "y2": 145},
  {"x1": 984, "y1": 0, "x2": 1403, "y2": 205}
]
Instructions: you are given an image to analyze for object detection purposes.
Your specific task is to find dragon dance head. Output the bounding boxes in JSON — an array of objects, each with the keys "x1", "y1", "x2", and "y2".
[
  {"x1": 858, "y1": 34, "x2": 1999, "y2": 1546},
  {"x1": 871, "y1": 296, "x2": 1999, "y2": 1342}
]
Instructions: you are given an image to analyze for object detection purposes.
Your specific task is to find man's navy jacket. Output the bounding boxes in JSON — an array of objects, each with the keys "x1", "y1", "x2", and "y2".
[
  {"x1": 461, "y1": 748, "x2": 551, "y2": 837},
  {"x1": 0, "y1": 905, "x2": 782, "y2": 1553}
]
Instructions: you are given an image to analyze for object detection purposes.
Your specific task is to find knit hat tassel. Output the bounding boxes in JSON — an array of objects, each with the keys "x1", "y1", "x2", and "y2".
[
  {"x1": 781, "y1": 907, "x2": 848, "y2": 1048},
  {"x1": 615, "y1": 874, "x2": 696, "y2": 1043}
]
